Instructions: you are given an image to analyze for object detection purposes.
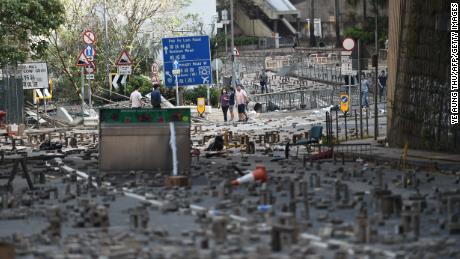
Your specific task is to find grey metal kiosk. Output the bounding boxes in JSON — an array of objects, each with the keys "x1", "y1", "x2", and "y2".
[{"x1": 98, "y1": 108, "x2": 191, "y2": 176}]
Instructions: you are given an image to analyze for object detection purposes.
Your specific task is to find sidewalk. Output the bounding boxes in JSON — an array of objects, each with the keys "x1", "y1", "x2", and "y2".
[{"x1": 340, "y1": 138, "x2": 460, "y2": 171}]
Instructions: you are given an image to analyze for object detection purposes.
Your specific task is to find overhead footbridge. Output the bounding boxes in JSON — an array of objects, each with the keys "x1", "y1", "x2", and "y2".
[{"x1": 234, "y1": 0, "x2": 300, "y2": 38}]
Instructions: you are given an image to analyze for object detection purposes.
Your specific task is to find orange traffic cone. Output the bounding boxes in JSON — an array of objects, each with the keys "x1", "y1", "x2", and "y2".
[{"x1": 232, "y1": 165, "x2": 267, "y2": 186}]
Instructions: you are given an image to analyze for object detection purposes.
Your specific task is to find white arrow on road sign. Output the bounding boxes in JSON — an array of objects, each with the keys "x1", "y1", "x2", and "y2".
[
  {"x1": 84, "y1": 45, "x2": 95, "y2": 60},
  {"x1": 112, "y1": 74, "x2": 120, "y2": 90},
  {"x1": 111, "y1": 74, "x2": 128, "y2": 90},
  {"x1": 164, "y1": 46, "x2": 168, "y2": 55},
  {"x1": 173, "y1": 60, "x2": 179, "y2": 69}
]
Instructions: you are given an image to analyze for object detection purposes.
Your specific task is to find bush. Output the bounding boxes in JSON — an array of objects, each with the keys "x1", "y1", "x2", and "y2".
[
  {"x1": 183, "y1": 85, "x2": 220, "y2": 107},
  {"x1": 211, "y1": 34, "x2": 259, "y2": 54},
  {"x1": 125, "y1": 75, "x2": 152, "y2": 95}
]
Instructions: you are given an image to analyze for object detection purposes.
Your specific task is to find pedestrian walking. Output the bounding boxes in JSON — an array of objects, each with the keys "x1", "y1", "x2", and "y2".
[
  {"x1": 229, "y1": 88, "x2": 235, "y2": 121},
  {"x1": 378, "y1": 70, "x2": 387, "y2": 102},
  {"x1": 235, "y1": 84, "x2": 248, "y2": 122},
  {"x1": 130, "y1": 85, "x2": 142, "y2": 108},
  {"x1": 151, "y1": 83, "x2": 162, "y2": 108},
  {"x1": 360, "y1": 73, "x2": 370, "y2": 110},
  {"x1": 259, "y1": 69, "x2": 268, "y2": 94},
  {"x1": 220, "y1": 88, "x2": 230, "y2": 122}
]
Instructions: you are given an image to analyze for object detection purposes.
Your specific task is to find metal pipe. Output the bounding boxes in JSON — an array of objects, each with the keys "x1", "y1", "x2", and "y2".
[
  {"x1": 169, "y1": 122, "x2": 178, "y2": 176},
  {"x1": 103, "y1": 0, "x2": 110, "y2": 96},
  {"x1": 358, "y1": 39, "x2": 363, "y2": 139},
  {"x1": 230, "y1": 0, "x2": 235, "y2": 88},
  {"x1": 374, "y1": 13, "x2": 379, "y2": 139}
]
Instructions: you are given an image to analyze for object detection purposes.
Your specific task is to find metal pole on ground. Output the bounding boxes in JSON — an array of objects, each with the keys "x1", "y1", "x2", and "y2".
[
  {"x1": 81, "y1": 67, "x2": 85, "y2": 117},
  {"x1": 88, "y1": 78, "x2": 92, "y2": 109},
  {"x1": 230, "y1": 0, "x2": 235, "y2": 88},
  {"x1": 374, "y1": 14, "x2": 379, "y2": 140},
  {"x1": 366, "y1": 108, "x2": 369, "y2": 136},
  {"x1": 358, "y1": 39, "x2": 363, "y2": 139},
  {"x1": 335, "y1": 109, "x2": 339, "y2": 141},
  {"x1": 344, "y1": 112, "x2": 348, "y2": 140},
  {"x1": 175, "y1": 75, "x2": 179, "y2": 106},
  {"x1": 354, "y1": 109, "x2": 358, "y2": 139},
  {"x1": 104, "y1": 0, "x2": 110, "y2": 97}
]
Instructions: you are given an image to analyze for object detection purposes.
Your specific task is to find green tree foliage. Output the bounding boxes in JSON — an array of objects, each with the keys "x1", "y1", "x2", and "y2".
[
  {"x1": 125, "y1": 75, "x2": 152, "y2": 95},
  {"x1": 183, "y1": 85, "x2": 220, "y2": 106},
  {"x1": 343, "y1": 27, "x2": 373, "y2": 43},
  {"x1": 45, "y1": 0, "x2": 193, "y2": 99},
  {"x1": 0, "y1": 0, "x2": 65, "y2": 66}
]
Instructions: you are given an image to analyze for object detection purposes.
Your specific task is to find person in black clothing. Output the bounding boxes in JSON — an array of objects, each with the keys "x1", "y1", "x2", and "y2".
[
  {"x1": 259, "y1": 69, "x2": 268, "y2": 94},
  {"x1": 378, "y1": 70, "x2": 387, "y2": 102},
  {"x1": 151, "y1": 83, "x2": 162, "y2": 108},
  {"x1": 228, "y1": 88, "x2": 235, "y2": 121}
]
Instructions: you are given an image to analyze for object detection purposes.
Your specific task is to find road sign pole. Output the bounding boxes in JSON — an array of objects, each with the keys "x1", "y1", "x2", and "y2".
[
  {"x1": 374, "y1": 14, "x2": 379, "y2": 140},
  {"x1": 44, "y1": 95, "x2": 47, "y2": 116},
  {"x1": 88, "y1": 77, "x2": 92, "y2": 109},
  {"x1": 81, "y1": 67, "x2": 85, "y2": 117},
  {"x1": 36, "y1": 98, "x2": 40, "y2": 129},
  {"x1": 348, "y1": 75, "x2": 351, "y2": 99},
  {"x1": 230, "y1": 0, "x2": 235, "y2": 88},
  {"x1": 175, "y1": 75, "x2": 179, "y2": 106},
  {"x1": 358, "y1": 39, "x2": 363, "y2": 139},
  {"x1": 216, "y1": 58, "x2": 219, "y2": 89},
  {"x1": 207, "y1": 86, "x2": 210, "y2": 107}
]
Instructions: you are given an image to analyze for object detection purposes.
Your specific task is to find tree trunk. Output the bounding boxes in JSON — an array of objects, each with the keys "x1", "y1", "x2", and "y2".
[
  {"x1": 335, "y1": 0, "x2": 341, "y2": 48},
  {"x1": 309, "y1": 0, "x2": 316, "y2": 47},
  {"x1": 363, "y1": 0, "x2": 367, "y2": 21}
]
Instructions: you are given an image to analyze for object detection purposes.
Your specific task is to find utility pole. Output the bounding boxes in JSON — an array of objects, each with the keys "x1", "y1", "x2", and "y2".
[
  {"x1": 374, "y1": 12, "x2": 379, "y2": 140},
  {"x1": 309, "y1": 0, "x2": 316, "y2": 47},
  {"x1": 103, "y1": 0, "x2": 110, "y2": 96},
  {"x1": 334, "y1": 0, "x2": 341, "y2": 48},
  {"x1": 358, "y1": 39, "x2": 363, "y2": 139},
  {"x1": 230, "y1": 0, "x2": 236, "y2": 88}
]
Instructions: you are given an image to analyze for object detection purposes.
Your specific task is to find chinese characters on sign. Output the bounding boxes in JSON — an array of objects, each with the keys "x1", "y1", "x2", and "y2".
[
  {"x1": 162, "y1": 36, "x2": 212, "y2": 87},
  {"x1": 18, "y1": 62, "x2": 49, "y2": 90}
]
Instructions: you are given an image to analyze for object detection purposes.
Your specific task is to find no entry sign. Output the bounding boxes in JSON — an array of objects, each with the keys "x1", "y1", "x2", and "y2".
[{"x1": 83, "y1": 30, "x2": 96, "y2": 44}]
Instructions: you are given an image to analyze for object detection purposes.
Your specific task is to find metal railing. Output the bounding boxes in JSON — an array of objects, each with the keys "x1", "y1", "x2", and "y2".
[{"x1": 251, "y1": 88, "x2": 338, "y2": 112}]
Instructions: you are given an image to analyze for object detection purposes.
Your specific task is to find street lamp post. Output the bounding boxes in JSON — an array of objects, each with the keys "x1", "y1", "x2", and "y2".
[
  {"x1": 230, "y1": 0, "x2": 236, "y2": 88},
  {"x1": 374, "y1": 14, "x2": 379, "y2": 140}
]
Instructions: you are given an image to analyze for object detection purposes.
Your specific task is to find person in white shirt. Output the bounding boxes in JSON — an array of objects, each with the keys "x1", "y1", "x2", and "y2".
[
  {"x1": 235, "y1": 84, "x2": 248, "y2": 122},
  {"x1": 130, "y1": 85, "x2": 143, "y2": 108}
]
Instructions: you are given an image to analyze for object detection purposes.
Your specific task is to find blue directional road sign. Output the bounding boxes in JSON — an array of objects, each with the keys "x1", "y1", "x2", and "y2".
[
  {"x1": 84, "y1": 44, "x2": 95, "y2": 60},
  {"x1": 162, "y1": 35, "x2": 212, "y2": 87},
  {"x1": 341, "y1": 96, "x2": 348, "y2": 103}
]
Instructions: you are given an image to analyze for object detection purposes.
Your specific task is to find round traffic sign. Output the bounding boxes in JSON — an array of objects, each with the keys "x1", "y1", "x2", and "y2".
[
  {"x1": 341, "y1": 96, "x2": 348, "y2": 102},
  {"x1": 85, "y1": 66, "x2": 95, "y2": 74},
  {"x1": 342, "y1": 38, "x2": 355, "y2": 51},
  {"x1": 83, "y1": 30, "x2": 96, "y2": 44},
  {"x1": 151, "y1": 63, "x2": 159, "y2": 74}
]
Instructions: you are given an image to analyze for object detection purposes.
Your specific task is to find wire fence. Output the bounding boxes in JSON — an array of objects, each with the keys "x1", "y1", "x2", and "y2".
[{"x1": 0, "y1": 67, "x2": 24, "y2": 124}]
